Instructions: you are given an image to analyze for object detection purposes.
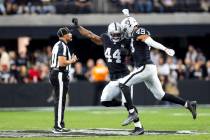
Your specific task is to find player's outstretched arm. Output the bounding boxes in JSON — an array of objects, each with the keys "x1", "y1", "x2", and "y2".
[
  {"x1": 137, "y1": 35, "x2": 175, "y2": 56},
  {"x1": 72, "y1": 18, "x2": 103, "y2": 46}
]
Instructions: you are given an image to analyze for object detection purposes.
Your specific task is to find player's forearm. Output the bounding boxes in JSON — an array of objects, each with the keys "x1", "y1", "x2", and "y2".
[
  {"x1": 144, "y1": 37, "x2": 167, "y2": 51},
  {"x1": 78, "y1": 26, "x2": 93, "y2": 38},
  {"x1": 78, "y1": 26, "x2": 102, "y2": 45}
]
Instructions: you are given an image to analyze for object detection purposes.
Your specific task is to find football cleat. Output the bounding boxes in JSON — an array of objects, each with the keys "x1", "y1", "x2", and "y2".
[
  {"x1": 130, "y1": 127, "x2": 144, "y2": 135},
  {"x1": 187, "y1": 100, "x2": 197, "y2": 119},
  {"x1": 122, "y1": 111, "x2": 138, "y2": 126},
  {"x1": 52, "y1": 127, "x2": 70, "y2": 134}
]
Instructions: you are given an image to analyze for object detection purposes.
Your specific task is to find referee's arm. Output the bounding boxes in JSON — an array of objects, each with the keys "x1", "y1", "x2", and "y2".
[{"x1": 58, "y1": 54, "x2": 78, "y2": 66}]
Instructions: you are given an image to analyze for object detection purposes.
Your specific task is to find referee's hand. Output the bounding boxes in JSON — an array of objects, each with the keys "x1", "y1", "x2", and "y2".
[{"x1": 70, "y1": 53, "x2": 78, "y2": 64}]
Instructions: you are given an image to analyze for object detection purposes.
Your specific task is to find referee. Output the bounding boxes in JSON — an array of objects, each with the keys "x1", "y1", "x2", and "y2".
[{"x1": 50, "y1": 27, "x2": 78, "y2": 133}]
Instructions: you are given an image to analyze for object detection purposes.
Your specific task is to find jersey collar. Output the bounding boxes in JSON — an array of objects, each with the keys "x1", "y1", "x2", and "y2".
[{"x1": 59, "y1": 39, "x2": 67, "y2": 45}]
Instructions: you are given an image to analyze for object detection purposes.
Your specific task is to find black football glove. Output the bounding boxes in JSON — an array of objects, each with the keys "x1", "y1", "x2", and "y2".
[{"x1": 72, "y1": 18, "x2": 79, "y2": 28}]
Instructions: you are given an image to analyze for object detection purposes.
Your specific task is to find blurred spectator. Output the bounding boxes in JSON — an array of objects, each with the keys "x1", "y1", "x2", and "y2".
[
  {"x1": 34, "y1": 50, "x2": 49, "y2": 64},
  {"x1": 191, "y1": 61, "x2": 203, "y2": 79},
  {"x1": 196, "y1": 49, "x2": 206, "y2": 62},
  {"x1": 28, "y1": 64, "x2": 40, "y2": 83},
  {"x1": 166, "y1": 56, "x2": 177, "y2": 80},
  {"x1": 165, "y1": 75, "x2": 179, "y2": 98},
  {"x1": 161, "y1": 0, "x2": 176, "y2": 12},
  {"x1": 16, "y1": 0, "x2": 29, "y2": 14},
  {"x1": 85, "y1": 58, "x2": 95, "y2": 80},
  {"x1": 206, "y1": 60, "x2": 210, "y2": 80},
  {"x1": 153, "y1": 0, "x2": 164, "y2": 12},
  {"x1": 74, "y1": 0, "x2": 93, "y2": 13},
  {"x1": 8, "y1": 51, "x2": 18, "y2": 83},
  {"x1": 135, "y1": 0, "x2": 153, "y2": 13},
  {"x1": 0, "y1": 0, "x2": 6, "y2": 14},
  {"x1": 16, "y1": 51, "x2": 28, "y2": 67},
  {"x1": 184, "y1": 58, "x2": 193, "y2": 79},
  {"x1": 42, "y1": 0, "x2": 56, "y2": 14},
  {"x1": 39, "y1": 63, "x2": 49, "y2": 82},
  {"x1": 91, "y1": 59, "x2": 109, "y2": 82},
  {"x1": 200, "y1": 0, "x2": 210, "y2": 12},
  {"x1": 118, "y1": 0, "x2": 135, "y2": 12},
  {"x1": 157, "y1": 57, "x2": 170, "y2": 76},
  {"x1": 150, "y1": 49, "x2": 161, "y2": 65},
  {"x1": 166, "y1": 56, "x2": 177, "y2": 71},
  {"x1": 185, "y1": 45, "x2": 197, "y2": 64},
  {"x1": 5, "y1": 0, "x2": 18, "y2": 15},
  {"x1": 91, "y1": 59, "x2": 109, "y2": 105},
  {"x1": 176, "y1": 59, "x2": 186, "y2": 80},
  {"x1": 45, "y1": 45, "x2": 52, "y2": 66},
  {"x1": 0, "y1": 46, "x2": 10, "y2": 72},
  {"x1": 18, "y1": 65, "x2": 29, "y2": 83},
  {"x1": 0, "y1": 64, "x2": 10, "y2": 83},
  {"x1": 73, "y1": 62, "x2": 87, "y2": 81}
]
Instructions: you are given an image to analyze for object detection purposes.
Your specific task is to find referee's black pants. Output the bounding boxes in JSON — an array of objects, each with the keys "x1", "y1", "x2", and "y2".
[{"x1": 49, "y1": 70, "x2": 69, "y2": 129}]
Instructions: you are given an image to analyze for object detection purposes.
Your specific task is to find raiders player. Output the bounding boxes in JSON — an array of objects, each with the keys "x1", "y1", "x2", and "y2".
[
  {"x1": 72, "y1": 18, "x2": 144, "y2": 135},
  {"x1": 119, "y1": 9, "x2": 197, "y2": 126}
]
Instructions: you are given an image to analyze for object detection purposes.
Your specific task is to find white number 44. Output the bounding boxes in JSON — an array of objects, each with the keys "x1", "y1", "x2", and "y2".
[{"x1": 105, "y1": 48, "x2": 121, "y2": 63}]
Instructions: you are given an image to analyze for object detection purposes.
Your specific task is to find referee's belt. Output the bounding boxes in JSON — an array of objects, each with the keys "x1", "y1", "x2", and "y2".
[{"x1": 50, "y1": 67, "x2": 68, "y2": 72}]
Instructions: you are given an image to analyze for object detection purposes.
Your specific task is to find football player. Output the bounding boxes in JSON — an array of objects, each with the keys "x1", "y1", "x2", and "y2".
[
  {"x1": 72, "y1": 18, "x2": 144, "y2": 135},
  {"x1": 118, "y1": 9, "x2": 197, "y2": 126}
]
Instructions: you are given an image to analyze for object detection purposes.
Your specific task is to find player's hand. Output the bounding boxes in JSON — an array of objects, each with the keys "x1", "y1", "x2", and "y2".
[
  {"x1": 70, "y1": 53, "x2": 78, "y2": 64},
  {"x1": 165, "y1": 48, "x2": 175, "y2": 56},
  {"x1": 72, "y1": 18, "x2": 79, "y2": 28}
]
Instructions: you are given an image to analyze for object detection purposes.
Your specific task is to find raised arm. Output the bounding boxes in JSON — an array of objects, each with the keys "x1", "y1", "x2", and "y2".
[
  {"x1": 72, "y1": 18, "x2": 103, "y2": 46},
  {"x1": 78, "y1": 26, "x2": 103, "y2": 46},
  {"x1": 135, "y1": 28, "x2": 175, "y2": 56}
]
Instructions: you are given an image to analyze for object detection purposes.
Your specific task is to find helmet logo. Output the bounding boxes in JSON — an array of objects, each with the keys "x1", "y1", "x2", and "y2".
[{"x1": 125, "y1": 20, "x2": 131, "y2": 27}]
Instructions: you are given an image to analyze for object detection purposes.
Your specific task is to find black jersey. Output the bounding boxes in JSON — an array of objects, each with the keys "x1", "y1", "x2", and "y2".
[
  {"x1": 131, "y1": 27, "x2": 153, "y2": 67},
  {"x1": 101, "y1": 33, "x2": 130, "y2": 79}
]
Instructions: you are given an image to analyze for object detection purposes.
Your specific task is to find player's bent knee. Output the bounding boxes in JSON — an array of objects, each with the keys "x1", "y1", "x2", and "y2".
[
  {"x1": 153, "y1": 92, "x2": 165, "y2": 100},
  {"x1": 119, "y1": 83, "x2": 128, "y2": 89}
]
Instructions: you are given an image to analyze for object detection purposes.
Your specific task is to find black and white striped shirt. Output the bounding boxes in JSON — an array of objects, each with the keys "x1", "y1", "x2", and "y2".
[{"x1": 51, "y1": 40, "x2": 71, "y2": 72}]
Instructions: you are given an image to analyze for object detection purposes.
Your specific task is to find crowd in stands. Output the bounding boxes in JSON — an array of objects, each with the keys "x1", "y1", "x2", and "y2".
[
  {"x1": 0, "y1": 44, "x2": 210, "y2": 84},
  {"x1": 112, "y1": 0, "x2": 210, "y2": 13},
  {"x1": 0, "y1": 46, "x2": 51, "y2": 84},
  {"x1": 150, "y1": 45, "x2": 210, "y2": 96},
  {"x1": 0, "y1": 0, "x2": 210, "y2": 15}
]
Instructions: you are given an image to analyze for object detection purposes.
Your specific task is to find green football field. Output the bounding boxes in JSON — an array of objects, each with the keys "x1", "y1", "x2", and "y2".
[{"x1": 0, "y1": 106, "x2": 209, "y2": 140}]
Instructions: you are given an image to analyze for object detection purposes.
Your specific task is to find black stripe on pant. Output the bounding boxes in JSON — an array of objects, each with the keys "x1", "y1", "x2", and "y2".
[{"x1": 49, "y1": 70, "x2": 69, "y2": 129}]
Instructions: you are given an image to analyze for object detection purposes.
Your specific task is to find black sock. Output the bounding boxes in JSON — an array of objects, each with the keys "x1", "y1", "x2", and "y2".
[
  {"x1": 124, "y1": 102, "x2": 129, "y2": 111},
  {"x1": 101, "y1": 99, "x2": 122, "y2": 107},
  {"x1": 134, "y1": 117, "x2": 139, "y2": 123},
  {"x1": 119, "y1": 83, "x2": 134, "y2": 110},
  {"x1": 124, "y1": 103, "x2": 138, "y2": 113},
  {"x1": 162, "y1": 93, "x2": 186, "y2": 106}
]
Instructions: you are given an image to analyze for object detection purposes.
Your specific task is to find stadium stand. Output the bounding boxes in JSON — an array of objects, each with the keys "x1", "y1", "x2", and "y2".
[{"x1": 0, "y1": 0, "x2": 209, "y2": 15}]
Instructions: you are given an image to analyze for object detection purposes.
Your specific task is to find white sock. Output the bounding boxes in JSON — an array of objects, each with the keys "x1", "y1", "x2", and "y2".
[
  {"x1": 184, "y1": 102, "x2": 188, "y2": 108},
  {"x1": 129, "y1": 108, "x2": 135, "y2": 113},
  {"x1": 134, "y1": 121, "x2": 142, "y2": 128}
]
